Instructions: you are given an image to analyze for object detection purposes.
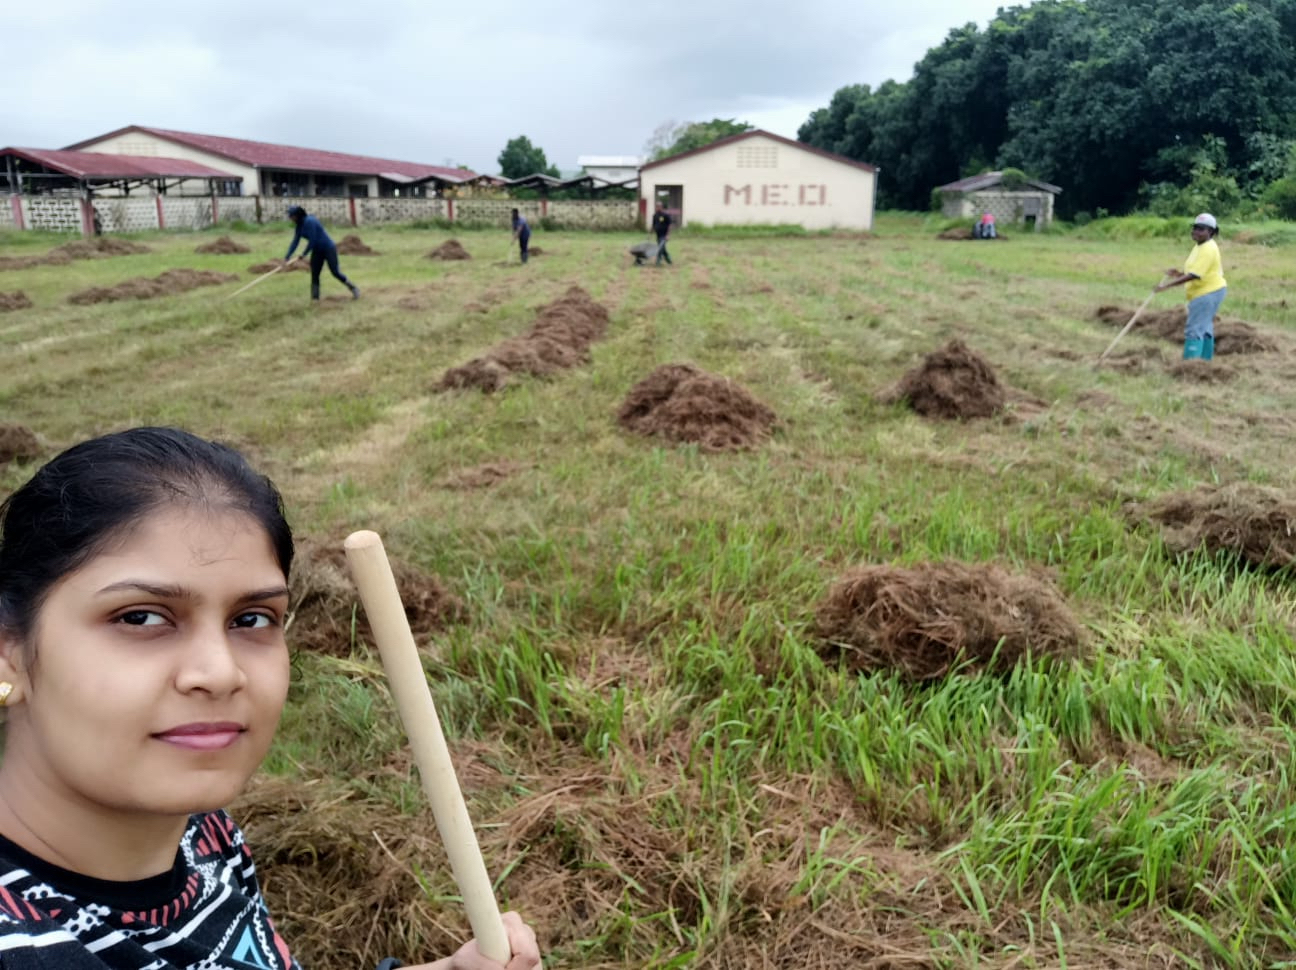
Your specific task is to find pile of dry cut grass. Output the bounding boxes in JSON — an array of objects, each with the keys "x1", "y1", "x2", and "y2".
[
  {"x1": 287, "y1": 539, "x2": 464, "y2": 655},
  {"x1": 1131, "y1": 482, "x2": 1296, "y2": 568},
  {"x1": 438, "y1": 286, "x2": 609, "y2": 392},
  {"x1": 815, "y1": 561, "x2": 1084, "y2": 680},
  {"x1": 880, "y1": 339, "x2": 1007, "y2": 419},
  {"x1": 617, "y1": 363, "x2": 777, "y2": 451}
]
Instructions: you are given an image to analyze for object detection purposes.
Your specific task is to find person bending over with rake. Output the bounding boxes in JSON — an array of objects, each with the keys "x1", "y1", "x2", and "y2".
[
  {"x1": 0, "y1": 427, "x2": 541, "y2": 970},
  {"x1": 285, "y1": 205, "x2": 360, "y2": 301}
]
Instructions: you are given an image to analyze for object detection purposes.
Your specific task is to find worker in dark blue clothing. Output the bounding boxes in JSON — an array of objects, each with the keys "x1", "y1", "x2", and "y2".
[
  {"x1": 284, "y1": 205, "x2": 359, "y2": 300},
  {"x1": 511, "y1": 208, "x2": 531, "y2": 264}
]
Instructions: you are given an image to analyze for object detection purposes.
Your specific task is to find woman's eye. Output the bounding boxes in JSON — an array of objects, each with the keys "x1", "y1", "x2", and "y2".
[
  {"x1": 232, "y1": 612, "x2": 274, "y2": 629},
  {"x1": 117, "y1": 610, "x2": 166, "y2": 627}
]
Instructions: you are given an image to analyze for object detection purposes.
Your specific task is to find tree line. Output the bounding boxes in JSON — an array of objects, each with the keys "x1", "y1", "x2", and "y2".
[{"x1": 797, "y1": 0, "x2": 1296, "y2": 219}]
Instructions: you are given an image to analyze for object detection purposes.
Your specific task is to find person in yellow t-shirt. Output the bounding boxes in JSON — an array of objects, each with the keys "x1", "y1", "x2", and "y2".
[{"x1": 1154, "y1": 213, "x2": 1227, "y2": 360}]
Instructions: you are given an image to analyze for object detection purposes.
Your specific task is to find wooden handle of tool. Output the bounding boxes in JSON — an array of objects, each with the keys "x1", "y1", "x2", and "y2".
[{"x1": 343, "y1": 530, "x2": 511, "y2": 964}]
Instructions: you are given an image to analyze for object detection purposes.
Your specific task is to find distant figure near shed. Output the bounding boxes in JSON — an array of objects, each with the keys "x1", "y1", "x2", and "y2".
[
  {"x1": 974, "y1": 212, "x2": 997, "y2": 239},
  {"x1": 651, "y1": 202, "x2": 674, "y2": 265}
]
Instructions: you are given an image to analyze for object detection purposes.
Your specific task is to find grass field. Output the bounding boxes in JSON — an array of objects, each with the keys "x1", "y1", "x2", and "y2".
[{"x1": 2, "y1": 214, "x2": 1296, "y2": 968}]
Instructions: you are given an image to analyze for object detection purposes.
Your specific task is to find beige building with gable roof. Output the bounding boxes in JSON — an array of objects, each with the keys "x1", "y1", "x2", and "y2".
[{"x1": 638, "y1": 130, "x2": 877, "y2": 231}]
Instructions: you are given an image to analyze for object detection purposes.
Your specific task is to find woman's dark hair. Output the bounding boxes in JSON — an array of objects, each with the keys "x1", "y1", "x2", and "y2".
[{"x1": 0, "y1": 427, "x2": 293, "y2": 643}]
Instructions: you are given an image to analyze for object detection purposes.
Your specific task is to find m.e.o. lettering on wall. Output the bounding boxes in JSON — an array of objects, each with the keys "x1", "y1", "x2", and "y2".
[{"x1": 723, "y1": 184, "x2": 828, "y2": 206}]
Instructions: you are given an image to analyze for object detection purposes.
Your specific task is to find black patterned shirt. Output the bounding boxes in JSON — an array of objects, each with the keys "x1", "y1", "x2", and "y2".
[{"x1": 0, "y1": 811, "x2": 299, "y2": 970}]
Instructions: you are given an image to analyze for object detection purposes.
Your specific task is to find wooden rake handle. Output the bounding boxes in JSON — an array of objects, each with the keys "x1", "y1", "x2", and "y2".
[{"x1": 343, "y1": 530, "x2": 511, "y2": 964}]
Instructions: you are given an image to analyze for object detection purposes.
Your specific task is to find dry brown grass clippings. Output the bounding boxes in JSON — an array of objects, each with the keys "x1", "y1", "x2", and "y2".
[
  {"x1": 287, "y1": 538, "x2": 465, "y2": 655},
  {"x1": 617, "y1": 363, "x2": 778, "y2": 451},
  {"x1": 0, "y1": 291, "x2": 33, "y2": 312},
  {"x1": 1097, "y1": 345, "x2": 1166, "y2": 373},
  {"x1": 814, "y1": 561, "x2": 1084, "y2": 680},
  {"x1": 880, "y1": 339, "x2": 1006, "y2": 419},
  {"x1": 247, "y1": 259, "x2": 310, "y2": 274},
  {"x1": 1130, "y1": 482, "x2": 1296, "y2": 568},
  {"x1": 1094, "y1": 304, "x2": 1278, "y2": 355},
  {"x1": 231, "y1": 777, "x2": 461, "y2": 970},
  {"x1": 1167, "y1": 360, "x2": 1236, "y2": 383},
  {"x1": 194, "y1": 235, "x2": 251, "y2": 254},
  {"x1": 0, "y1": 236, "x2": 151, "y2": 271},
  {"x1": 0, "y1": 424, "x2": 42, "y2": 464},
  {"x1": 67, "y1": 269, "x2": 239, "y2": 305},
  {"x1": 336, "y1": 234, "x2": 378, "y2": 256},
  {"x1": 435, "y1": 461, "x2": 529, "y2": 490},
  {"x1": 437, "y1": 286, "x2": 609, "y2": 393},
  {"x1": 427, "y1": 240, "x2": 472, "y2": 260}
]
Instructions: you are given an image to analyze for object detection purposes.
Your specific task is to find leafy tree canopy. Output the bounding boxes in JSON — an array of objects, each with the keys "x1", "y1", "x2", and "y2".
[
  {"x1": 799, "y1": 0, "x2": 1296, "y2": 216},
  {"x1": 498, "y1": 136, "x2": 560, "y2": 179},
  {"x1": 647, "y1": 119, "x2": 754, "y2": 160}
]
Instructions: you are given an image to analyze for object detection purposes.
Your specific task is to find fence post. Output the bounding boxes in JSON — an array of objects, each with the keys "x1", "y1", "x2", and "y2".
[
  {"x1": 155, "y1": 196, "x2": 165, "y2": 230},
  {"x1": 211, "y1": 194, "x2": 219, "y2": 225},
  {"x1": 80, "y1": 197, "x2": 95, "y2": 237},
  {"x1": 447, "y1": 198, "x2": 455, "y2": 223},
  {"x1": 9, "y1": 196, "x2": 23, "y2": 230},
  {"x1": 349, "y1": 197, "x2": 357, "y2": 226}
]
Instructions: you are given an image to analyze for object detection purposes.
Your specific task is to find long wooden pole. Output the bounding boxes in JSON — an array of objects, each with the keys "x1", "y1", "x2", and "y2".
[
  {"x1": 343, "y1": 530, "x2": 511, "y2": 964},
  {"x1": 224, "y1": 259, "x2": 291, "y2": 301},
  {"x1": 1097, "y1": 282, "x2": 1164, "y2": 363}
]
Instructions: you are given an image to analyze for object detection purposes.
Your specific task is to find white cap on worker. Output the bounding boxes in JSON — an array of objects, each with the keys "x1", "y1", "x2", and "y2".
[{"x1": 1193, "y1": 213, "x2": 1218, "y2": 229}]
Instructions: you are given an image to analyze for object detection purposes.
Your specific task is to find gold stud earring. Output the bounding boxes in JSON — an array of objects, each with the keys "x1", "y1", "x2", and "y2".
[{"x1": 0, "y1": 682, "x2": 13, "y2": 706}]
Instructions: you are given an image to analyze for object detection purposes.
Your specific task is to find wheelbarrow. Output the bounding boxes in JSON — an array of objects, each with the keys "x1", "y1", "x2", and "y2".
[{"x1": 629, "y1": 240, "x2": 661, "y2": 266}]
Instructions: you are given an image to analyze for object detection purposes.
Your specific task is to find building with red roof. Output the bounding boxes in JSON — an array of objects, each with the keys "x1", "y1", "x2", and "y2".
[{"x1": 33, "y1": 126, "x2": 475, "y2": 198}]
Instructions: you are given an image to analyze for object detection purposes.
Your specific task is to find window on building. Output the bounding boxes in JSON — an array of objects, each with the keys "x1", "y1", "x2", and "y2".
[{"x1": 737, "y1": 145, "x2": 778, "y2": 169}]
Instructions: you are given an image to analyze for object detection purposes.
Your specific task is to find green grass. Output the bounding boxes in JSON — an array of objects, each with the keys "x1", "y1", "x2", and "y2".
[{"x1": 2, "y1": 217, "x2": 1295, "y2": 968}]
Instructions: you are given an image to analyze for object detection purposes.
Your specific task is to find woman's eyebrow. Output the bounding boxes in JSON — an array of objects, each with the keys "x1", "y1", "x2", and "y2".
[
  {"x1": 94, "y1": 582, "x2": 290, "y2": 602},
  {"x1": 95, "y1": 580, "x2": 191, "y2": 599}
]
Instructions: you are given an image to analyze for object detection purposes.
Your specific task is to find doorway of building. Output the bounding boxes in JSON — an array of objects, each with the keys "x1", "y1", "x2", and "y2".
[{"x1": 655, "y1": 185, "x2": 684, "y2": 226}]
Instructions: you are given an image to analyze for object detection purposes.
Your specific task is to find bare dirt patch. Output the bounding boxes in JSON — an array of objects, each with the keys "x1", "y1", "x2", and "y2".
[
  {"x1": 0, "y1": 236, "x2": 151, "y2": 271},
  {"x1": 336, "y1": 234, "x2": 378, "y2": 256},
  {"x1": 438, "y1": 286, "x2": 610, "y2": 392},
  {"x1": 0, "y1": 292, "x2": 32, "y2": 312},
  {"x1": 67, "y1": 269, "x2": 238, "y2": 305},
  {"x1": 879, "y1": 339, "x2": 1008, "y2": 419},
  {"x1": 287, "y1": 539, "x2": 465, "y2": 656},
  {"x1": 938, "y1": 227, "x2": 974, "y2": 240},
  {"x1": 194, "y1": 235, "x2": 251, "y2": 254},
  {"x1": 0, "y1": 424, "x2": 42, "y2": 464},
  {"x1": 436, "y1": 461, "x2": 529, "y2": 490},
  {"x1": 1130, "y1": 483, "x2": 1296, "y2": 568},
  {"x1": 427, "y1": 240, "x2": 471, "y2": 260},
  {"x1": 815, "y1": 561, "x2": 1084, "y2": 680},
  {"x1": 617, "y1": 363, "x2": 778, "y2": 451},
  {"x1": 1094, "y1": 305, "x2": 1278, "y2": 355}
]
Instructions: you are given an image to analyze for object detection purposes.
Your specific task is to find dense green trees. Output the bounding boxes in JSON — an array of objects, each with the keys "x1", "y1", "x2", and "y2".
[
  {"x1": 799, "y1": 0, "x2": 1296, "y2": 216},
  {"x1": 497, "y1": 136, "x2": 560, "y2": 179}
]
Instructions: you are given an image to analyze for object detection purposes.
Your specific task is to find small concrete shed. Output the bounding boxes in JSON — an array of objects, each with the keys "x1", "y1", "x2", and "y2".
[{"x1": 937, "y1": 172, "x2": 1061, "y2": 230}]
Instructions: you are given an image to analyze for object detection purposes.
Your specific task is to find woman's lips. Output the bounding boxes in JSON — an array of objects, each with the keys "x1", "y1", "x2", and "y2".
[{"x1": 154, "y1": 722, "x2": 245, "y2": 750}]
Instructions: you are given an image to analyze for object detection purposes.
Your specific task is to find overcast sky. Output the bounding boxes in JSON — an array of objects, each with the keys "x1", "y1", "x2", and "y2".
[{"x1": 8, "y1": 0, "x2": 1013, "y2": 174}]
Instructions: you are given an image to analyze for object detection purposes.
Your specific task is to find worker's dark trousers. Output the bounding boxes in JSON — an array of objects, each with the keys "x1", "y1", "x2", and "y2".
[
  {"x1": 310, "y1": 246, "x2": 351, "y2": 299},
  {"x1": 655, "y1": 236, "x2": 672, "y2": 265},
  {"x1": 519, "y1": 228, "x2": 531, "y2": 263}
]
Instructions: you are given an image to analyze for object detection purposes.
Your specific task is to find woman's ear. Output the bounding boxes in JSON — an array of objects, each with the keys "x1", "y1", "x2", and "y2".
[{"x1": 0, "y1": 629, "x2": 29, "y2": 707}]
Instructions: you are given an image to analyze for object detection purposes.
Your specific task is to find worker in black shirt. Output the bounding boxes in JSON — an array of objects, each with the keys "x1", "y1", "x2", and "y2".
[{"x1": 651, "y1": 202, "x2": 673, "y2": 266}]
